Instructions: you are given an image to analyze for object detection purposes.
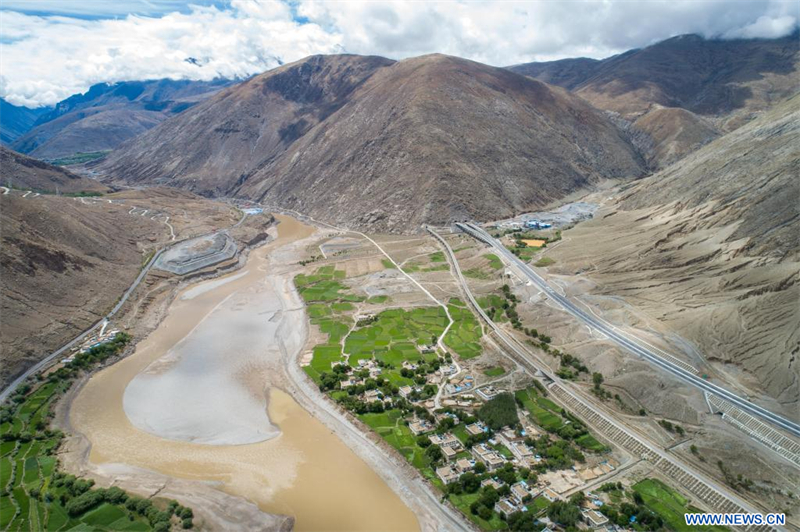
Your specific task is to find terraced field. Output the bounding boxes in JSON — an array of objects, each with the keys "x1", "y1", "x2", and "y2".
[{"x1": 0, "y1": 334, "x2": 195, "y2": 532}]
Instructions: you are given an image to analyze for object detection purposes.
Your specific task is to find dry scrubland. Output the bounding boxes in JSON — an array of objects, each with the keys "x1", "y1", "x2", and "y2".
[{"x1": 546, "y1": 97, "x2": 800, "y2": 418}]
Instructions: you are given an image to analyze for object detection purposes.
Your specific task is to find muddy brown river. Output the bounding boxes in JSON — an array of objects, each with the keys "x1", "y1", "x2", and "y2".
[{"x1": 69, "y1": 215, "x2": 419, "y2": 531}]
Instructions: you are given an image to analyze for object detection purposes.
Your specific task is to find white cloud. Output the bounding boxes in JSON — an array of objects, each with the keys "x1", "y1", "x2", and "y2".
[
  {"x1": 0, "y1": 0, "x2": 797, "y2": 107},
  {"x1": 724, "y1": 14, "x2": 798, "y2": 38}
]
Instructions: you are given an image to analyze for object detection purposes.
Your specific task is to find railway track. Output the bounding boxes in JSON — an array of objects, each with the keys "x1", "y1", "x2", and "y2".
[{"x1": 427, "y1": 226, "x2": 777, "y2": 531}]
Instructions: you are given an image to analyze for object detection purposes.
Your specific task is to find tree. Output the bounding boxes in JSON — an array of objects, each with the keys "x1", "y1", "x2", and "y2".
[
  {"x1": 460, "y1": 472, "x2": 481, "y2": 493},
  {"x1": 569, "y1": 491, "x2": 585, "y2": 506},
  {"x1": 417, "y1": 435, "x2": 431, "y2": 448},
  {"x1": 474, "y1": 461, "x2": 487, "y2": 474},
  {"x1": 438, "y1": 417, "x2": 455, "y2": 432},
  {"x1": 425, "y1": 445, "x2": 443, "y2": 462},
  {"x1": 477, "y1": 393, "x2": 519, "y2": 430},
  {"x1": 547, "y1": 501, "x2": 581, "y2": 527},
  {"x1": 592, "y1": 372, "x2": 604, "y2": 389}
]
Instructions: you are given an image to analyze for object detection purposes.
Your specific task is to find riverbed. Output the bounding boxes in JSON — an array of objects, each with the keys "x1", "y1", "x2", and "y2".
[{"x1": 69, "y1": 215, "x2": 420, "y2": 532}]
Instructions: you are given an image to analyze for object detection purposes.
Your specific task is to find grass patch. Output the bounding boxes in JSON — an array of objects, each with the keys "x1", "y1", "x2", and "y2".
[
  {"x1": 48, "y1": 151, "x2": 110, "y2": 166},
  {"x1": 381, "y1": 259, "x2": 395, "y2": 269},
  {"x1": 483, "y1": 367, "x2": 505, "y2": 377},
  {"x1": 534, "y1": 257, "x2": 555, "y2": 267},
  {"x1": 463, "y1": 268, "x2": 490, "y2": 280},
  {"x1": 633, "y1": 478, "x2": 728, "y2": 531},
  {"x1": 515, "y1": 388, "x2": 564, "y2": 431},
  {"x1": 429, "y1": 251, "x2": 446, "y2": 262},
  {"x1": 448, "y1": 492, "x2": 508, "y2": 530},
  {"x1": 575, "y1": 433, "x2": 606, "y2": 452},
  {"x1": 484, "y1": 254, "x2": 503, "y2": 270}
]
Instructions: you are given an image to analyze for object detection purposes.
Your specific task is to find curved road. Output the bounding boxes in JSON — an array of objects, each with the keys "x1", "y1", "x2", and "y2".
[
  {"x1": 456, "y1": 222, "x2": 800, "y2": 439},
  {"x1": 0, "y1": 249, "x2": 163, "y2": 404}
]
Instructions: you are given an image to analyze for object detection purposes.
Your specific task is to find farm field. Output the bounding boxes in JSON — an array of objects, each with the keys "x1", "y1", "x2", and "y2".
[{"x1": 0, "y1": 334, "x2": 195, "y2": 532}]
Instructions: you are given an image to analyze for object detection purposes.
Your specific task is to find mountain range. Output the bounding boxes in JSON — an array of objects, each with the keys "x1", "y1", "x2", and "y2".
[
  {"x1": 1, "y1": 32, "x2": 797, "y2": 233},
  {"x1": 96, "y1": 53, "x2": 645, "y2": 230},
  {"x1": 510, "y1": 32, "x2": 799, "y2": 168},
  {"x1": 5, "y1": 78, "x2": 233, "y2": 159}
]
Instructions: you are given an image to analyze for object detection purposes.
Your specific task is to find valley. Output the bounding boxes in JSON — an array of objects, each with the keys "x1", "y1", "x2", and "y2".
[{"x1": 1, "y1": 17, "x2": 798, "y2": 532}]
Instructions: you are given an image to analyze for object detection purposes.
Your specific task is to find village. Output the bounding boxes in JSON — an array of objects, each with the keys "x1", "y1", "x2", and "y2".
[{"x1": 307, "y1": 303, "x2": 629, "y2": 531}]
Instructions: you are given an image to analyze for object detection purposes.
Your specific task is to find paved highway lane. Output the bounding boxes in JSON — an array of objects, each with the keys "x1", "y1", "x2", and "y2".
[{"x1": 457, "y1": 223, "x2": 800, "y2": 439}]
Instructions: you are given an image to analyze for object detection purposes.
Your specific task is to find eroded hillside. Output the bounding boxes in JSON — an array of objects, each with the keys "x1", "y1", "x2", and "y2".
[{"x1": 546, "y1": 95, "x2": 800, "y2": 414}]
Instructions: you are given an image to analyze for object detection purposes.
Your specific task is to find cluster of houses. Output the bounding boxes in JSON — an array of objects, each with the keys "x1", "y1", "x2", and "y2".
[
  {"x1": 61, "y1": 325, "x2": 121, "y2": 365},
  {"x1": 423, "y1": 414, "x2": 621, "y2": 530},
  {"x1": 493, "y1": 485, "x2": 614, "y2": 530},
  {"x1": 493, "y1": 219, "x2": 553, "y2": 231}
]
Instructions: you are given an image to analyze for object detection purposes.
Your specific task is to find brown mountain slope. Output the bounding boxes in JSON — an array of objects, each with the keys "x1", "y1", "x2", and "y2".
[
  {"x1": 96, "y1": 55, "x2": 395, "y2": 195},
  {"x1": 0, "y1": 147, "x2": 108, "y2": 193},
  {"x1": 508, "y1": 56, "x2": 604, "y2": 90},
  {"x1": 632, "y1": 106, "x2": 720, "y2": 168},
  {"x1": 546, "y1": 94, "x2": 800, "y2": 412},
  {"x1": 510, "y1": 33, "x2": 799, "y2": 169},
  {"x1": 98, "y1": 54, "x2": 644, "y2": 231},
  {"x1": 11, "y1": 79, "x2": 233, "y2": 159},
  {"x1": 0, "y1": 193, "x2": 163, "y2": 388},
  {"x1": 510, "y1": 33, "x2": 800, "y2": 125},
  {"x1": 0, "y1": 171, "x2": 251, "y2": 390}
]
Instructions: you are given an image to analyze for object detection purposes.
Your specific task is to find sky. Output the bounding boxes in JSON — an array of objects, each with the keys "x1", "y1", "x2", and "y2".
[{"x1": 1, "y1": 0, "x2": 798, "y2": 107}]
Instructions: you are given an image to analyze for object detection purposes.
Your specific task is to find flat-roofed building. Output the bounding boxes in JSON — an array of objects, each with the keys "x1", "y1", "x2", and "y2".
[
  {"x1": 436, "y1": 465, "x2": 459, "y2": 484},
  {"x1": 494, "y1": 499, "x2": 520, "y2": 519}
]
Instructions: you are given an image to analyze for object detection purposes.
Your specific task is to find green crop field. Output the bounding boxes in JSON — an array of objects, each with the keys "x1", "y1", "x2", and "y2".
[
  {"x1": 359, "y1": 410, "x2": 433, "y2": 472},
  {"x1": 344, "y1": 306, "x2": 447, "y2": 367},
  {"x1": 633, "y1": 479, "x2": 728, "y2": 531},
  {"x1": 448, "y1": 491, "x2": 508, "y2": 531},
  {"x1": 575, "y1": 433, "x2": 606, "y2": 452},
  {"x1": 443, "y1": 300, "x2": 482, "y2": 359},
  {"x1": 0, "y1": 334, "x2": 195, "y2": 532}
]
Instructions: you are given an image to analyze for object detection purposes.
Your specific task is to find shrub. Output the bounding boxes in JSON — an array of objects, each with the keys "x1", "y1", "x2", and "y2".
[{"x1": 65, "y1": 490, "x2": 104, "y2": 516}]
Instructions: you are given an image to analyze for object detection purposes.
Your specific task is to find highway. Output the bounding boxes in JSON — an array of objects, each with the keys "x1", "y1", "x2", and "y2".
[
  {"x1": 428, "y1": 226, "x2": 775, "y2": 527},
  {"x1": 456, "y1": 222, "x2": 800, "y2": 439}
]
